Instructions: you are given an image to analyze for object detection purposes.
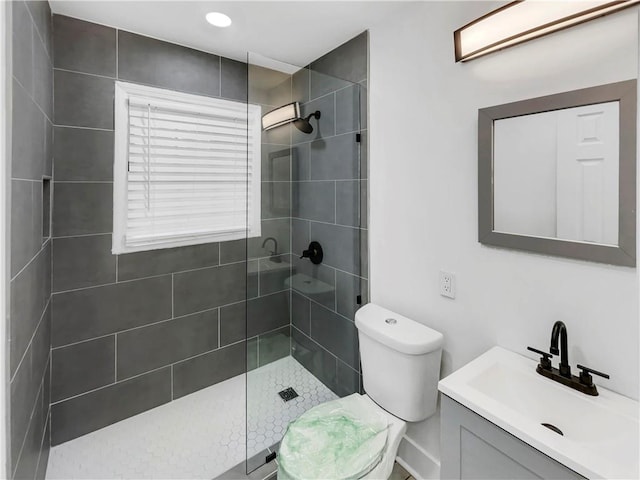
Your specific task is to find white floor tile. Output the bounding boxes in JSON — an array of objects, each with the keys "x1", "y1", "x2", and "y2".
[{"x1": 46, "y1": 356, "x2": 337, "y2": 480}]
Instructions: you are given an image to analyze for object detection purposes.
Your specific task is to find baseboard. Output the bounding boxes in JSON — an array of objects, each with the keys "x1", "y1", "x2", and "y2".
[{"x1": 396, "y1": 435, "x2": 440, "y2": 479}]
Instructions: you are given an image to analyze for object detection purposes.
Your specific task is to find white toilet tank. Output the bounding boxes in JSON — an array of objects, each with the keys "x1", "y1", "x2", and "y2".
[{"x1": 355, "y1": 303, "x2": 444, "y2": 422}]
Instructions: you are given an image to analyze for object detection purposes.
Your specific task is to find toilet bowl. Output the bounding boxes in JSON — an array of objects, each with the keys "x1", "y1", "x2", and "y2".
[{"x1": 278, "y1": 303, "x2": 443, "y2": 479}]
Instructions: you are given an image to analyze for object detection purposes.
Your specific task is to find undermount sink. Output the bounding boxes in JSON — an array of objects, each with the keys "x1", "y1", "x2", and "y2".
[{"x1": 438, "y1": 346, "x2": 639, "y2": 479}]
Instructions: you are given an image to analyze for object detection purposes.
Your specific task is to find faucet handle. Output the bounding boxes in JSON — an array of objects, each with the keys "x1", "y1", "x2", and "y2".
[
  {"x1": 577, "y1": 364, "x2": 610, "y2": 386},
  {"x1": 527, "y1": 346, "x2": 553, "y2": 370}
]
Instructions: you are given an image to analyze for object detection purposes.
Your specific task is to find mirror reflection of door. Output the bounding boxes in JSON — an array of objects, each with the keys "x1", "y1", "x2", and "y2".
[
  {"x1": 493, "y1": 101, "x2": 619, "y2": 246},
  {"x1": 556, "y1": 102, "x2": 619, "y2": 245}
]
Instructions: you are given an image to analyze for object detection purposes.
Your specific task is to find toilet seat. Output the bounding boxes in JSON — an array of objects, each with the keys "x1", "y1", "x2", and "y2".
[{"x1": 278, "y1": 394, "x2": 407, "y2": 480}]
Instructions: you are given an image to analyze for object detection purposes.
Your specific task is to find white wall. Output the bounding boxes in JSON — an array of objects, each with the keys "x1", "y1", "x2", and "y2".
[{"x1": 369, "y1": 1, "x2": 639, "y2": 472}]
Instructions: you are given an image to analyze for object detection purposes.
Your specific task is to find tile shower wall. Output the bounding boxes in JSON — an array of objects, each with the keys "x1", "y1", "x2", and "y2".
[
  {"x1": 247, "y1": 64, "x2": 297, "y2": 371},
  {"x1": 290, "y1": 33, "x2": 369, "y2": 397},
  {"x1": 8, "y1": 1, "x2": 54, "y2": 479},
  {"x1": 50, "y1": 15, "x2": 291, "y2": 445}
]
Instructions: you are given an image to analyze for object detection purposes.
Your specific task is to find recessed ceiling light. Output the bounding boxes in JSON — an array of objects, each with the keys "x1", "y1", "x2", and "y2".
[{"x1": 205, "y1": 12, "x2": 232, "y2": 28}]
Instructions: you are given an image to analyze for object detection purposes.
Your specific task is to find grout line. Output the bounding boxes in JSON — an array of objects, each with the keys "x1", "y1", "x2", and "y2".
[
  {"x1": 52, "y1": 232, "x2": 112, "y2": 240},
  {"x1": 334, "y1": 268, "x2": 338, "y2": 312},
  {"x1": 217, "y1": 308, "x2": 221, "y2": 349},
  {"x1": 170, "y1": 365, "x2": 174, "y2": 400},
  {"x1": 292, "y1": 179, "x2": 362, "y2": 183},
  {"x1": 53, "y1": 67, "x2": 116, "y2": 80},
  {"x1": 114, "y1": 335, "x2": 118, "y2": 382},
  {"x1": 12, "y1": 70, "x2": 53, "y2": 124},
  {"x1": 9, "y1": 296, "x2": 52, "y2": 384},
  {"x1": 52, "y1": 304, "x2": 217, "y2": 351},
  {"x1": 333, "y1": 92, "x2": 337, "y2": 136},
  {"x1": 171, "y1": 274, "x2": 174, "y2": 318},
  {"x1": 53, "y1": 180, "x2": 113, "y2": 184},
  {"x1": 51, "y1": 291, "x2": 283, "y2": 351},
  {"x1": 256, "y1": 331, "x2": 260, "y2": 368},
  {"x1": 291, "y1": 325, "x2": 342, "y2": 366},
  {"x1": 305, "y1": 79, "x2": 356, "y2": 104},
  {"x1": 24, "y1": 2, "x2": 46, "y2": 60},
  {"x1": 50, "y1": 257, "x2": 251, "y2": 296},
  {"x1": 298, "y1": 217, "x2": 367, "y2": 231},
  {"x1": 10, "y1": 237, "x2": 50, "y2": 283},
  {"x1": 12, "y1": 379, "x2": 43, "y2": 479},
  {"x1": 115, "y1": 254, "x2": 118, "y2": 282},
  {"x1": 33, "y1": 406, "x2": 50, "y2": 480},
  {"x1": 297, "y1": 289, "x2": 356, "y2": 325},
  {"x1": 332, "y1": 265, "x2": 368, "y2": 281},
  {"x1": 12, "y1": 358, "x2": 50, "y2": 478},
  {"x1": 52, "y1": 335, "x2": 253, "y2": 406},
  {"x1": 51, "y1": 380, "x2": 118, "y2": 406},
  {"x1": 334, "y1": 180, "x2": 337, "y2": 223},
  {"x1": 10, "y1": 177, "x2": 45, "y2": 183},
  {"x1": 52, "y1": 124, "x2": 114, "y2": 132}
]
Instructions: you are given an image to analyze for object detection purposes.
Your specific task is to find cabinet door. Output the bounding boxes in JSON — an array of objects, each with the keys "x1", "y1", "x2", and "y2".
[{"x1": 440, "y1": 396, "x2": 585, "y2": 480}]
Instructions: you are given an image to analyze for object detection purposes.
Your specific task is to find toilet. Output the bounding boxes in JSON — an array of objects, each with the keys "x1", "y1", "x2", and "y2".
[{"x1": 278, "y1": 303, "x2": 444, "y2": 479}]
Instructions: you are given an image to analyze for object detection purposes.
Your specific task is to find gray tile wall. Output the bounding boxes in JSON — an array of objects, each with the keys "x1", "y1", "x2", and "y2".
[
  {"x1": 246, "y1": 63, "x2": 296, "y2": 375},
  {"x1": 50, "y1": 15, "x2": 291, "y2": 445},
  {"x1": 289, "y1": 32, "x2": 369, "y2": 398},
  {"x1": 9, "y1": 1, "x2": 53, "y2": 478}
]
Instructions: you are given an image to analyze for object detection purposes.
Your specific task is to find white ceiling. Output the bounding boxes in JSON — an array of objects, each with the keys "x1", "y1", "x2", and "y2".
[{"x1": 49, "y1": 1, "x2": 411, "y2": 67}]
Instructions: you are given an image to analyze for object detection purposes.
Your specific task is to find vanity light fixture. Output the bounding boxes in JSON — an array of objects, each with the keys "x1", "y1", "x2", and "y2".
[
  {"x1": 262, "y1": 102, "x2": 300, "y2": 130},
  {"x1": 454, "y1": 0, "x2": 640, "y2": 62},
  {"x1": 205, "y1": 12, "x2": 232, "y2": 28}
]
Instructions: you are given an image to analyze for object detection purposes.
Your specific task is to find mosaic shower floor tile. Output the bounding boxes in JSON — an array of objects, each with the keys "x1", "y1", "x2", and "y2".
[{"x1": 46, "y1": 356, "x2": 336, "y2": 479}]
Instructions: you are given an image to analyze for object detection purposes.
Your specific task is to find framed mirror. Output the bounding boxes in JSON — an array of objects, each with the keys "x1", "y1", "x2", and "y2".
[{"x1": 478, "y1": 80, "x2": 637, "y2": 267}]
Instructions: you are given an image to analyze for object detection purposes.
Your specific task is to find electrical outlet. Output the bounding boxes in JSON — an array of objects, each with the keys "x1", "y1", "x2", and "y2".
[{"x1": 440, "y1": 271, "x2": 455, "y2": 299}]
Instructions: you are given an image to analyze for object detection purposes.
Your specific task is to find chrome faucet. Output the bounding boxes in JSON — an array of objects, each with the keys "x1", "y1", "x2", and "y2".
[{"x1": 550, "y1": 321, "x2": 571, "y2": 378}]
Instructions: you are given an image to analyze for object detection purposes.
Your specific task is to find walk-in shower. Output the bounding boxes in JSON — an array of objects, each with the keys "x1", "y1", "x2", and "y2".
[
  {"x1": 34, "y1": 11, "x2": 367, "y2": 477},
  {"x1": 244, "y1": 41, "x2": 368, "y2": 473}
]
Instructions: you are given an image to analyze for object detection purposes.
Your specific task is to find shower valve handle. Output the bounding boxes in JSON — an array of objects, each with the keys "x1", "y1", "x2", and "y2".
[{"x1": 300, "y1": 241, "x2": 323, "y2": 265}]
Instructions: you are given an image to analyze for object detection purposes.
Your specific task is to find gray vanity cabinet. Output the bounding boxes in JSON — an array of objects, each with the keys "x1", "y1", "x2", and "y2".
[{"x1": 440, "y1": 395, "x2": 586, "y2": 479}]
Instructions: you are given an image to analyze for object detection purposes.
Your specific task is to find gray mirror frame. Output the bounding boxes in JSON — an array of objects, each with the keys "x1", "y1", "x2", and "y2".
[{"x1": 478, "y1": 80, "x2": 637, "y2": 267}]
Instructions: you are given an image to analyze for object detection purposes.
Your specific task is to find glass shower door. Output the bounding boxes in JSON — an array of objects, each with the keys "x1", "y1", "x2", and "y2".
[{"x1": 245, "y1": 51, "x2": 366, "y2": 473}]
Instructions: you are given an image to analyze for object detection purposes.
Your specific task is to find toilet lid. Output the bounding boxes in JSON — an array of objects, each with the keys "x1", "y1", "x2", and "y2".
[{"x1": 278, "y1": 394, "x2": 389, "y2": 480}]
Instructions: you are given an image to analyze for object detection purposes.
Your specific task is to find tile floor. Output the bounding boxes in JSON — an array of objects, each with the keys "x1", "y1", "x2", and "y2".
[{"x1": 46, "y1": 356, "x2": 337, "y2": 479}]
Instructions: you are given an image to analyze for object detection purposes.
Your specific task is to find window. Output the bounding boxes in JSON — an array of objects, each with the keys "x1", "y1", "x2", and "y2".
[{"x1": 113, "y1": 82, "x2": 261, "y2": 254}]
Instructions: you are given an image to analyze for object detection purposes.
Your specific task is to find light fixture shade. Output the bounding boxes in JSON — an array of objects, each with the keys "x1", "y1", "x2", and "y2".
[
  {"x1": 454, "y1": 0, "x2": 640, "y2": 62},
  {"x1": 262, "y1": 102, "x2": 301, "y2": 130}
]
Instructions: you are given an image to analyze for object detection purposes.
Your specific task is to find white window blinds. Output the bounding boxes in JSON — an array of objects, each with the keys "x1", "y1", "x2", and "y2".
[{"x1": 113, "y1": 82, "x2": 261, "y2": 254}]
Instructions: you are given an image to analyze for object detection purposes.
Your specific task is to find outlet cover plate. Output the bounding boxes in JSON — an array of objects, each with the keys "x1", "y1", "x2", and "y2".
[{"x1": 440, "y1": 271, "x2": 455, "y2": 299}]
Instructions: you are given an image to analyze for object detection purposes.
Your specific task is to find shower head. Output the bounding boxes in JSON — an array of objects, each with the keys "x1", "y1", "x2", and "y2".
[{"x1": 293, "y1": 111, "x2": 321, "y2": 134}]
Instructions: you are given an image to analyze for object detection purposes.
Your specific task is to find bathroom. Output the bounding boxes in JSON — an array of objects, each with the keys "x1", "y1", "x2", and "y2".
[{"x1": 2, "y1": 1, "x2": 638, "y2": 479}]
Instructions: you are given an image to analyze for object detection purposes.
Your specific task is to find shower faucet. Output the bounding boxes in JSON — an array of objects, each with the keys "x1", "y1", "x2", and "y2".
[{"x1": 261, "y1": 237, "x2": 281, "y2": 263}]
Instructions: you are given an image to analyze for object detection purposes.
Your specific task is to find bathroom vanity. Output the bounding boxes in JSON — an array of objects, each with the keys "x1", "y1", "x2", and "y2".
[
  {"x1": 441, "y1": 396, "x2": 584, "y2": 479},
  {"x1": 438, "y1": 347, "x2": 639, "y2": 479}
]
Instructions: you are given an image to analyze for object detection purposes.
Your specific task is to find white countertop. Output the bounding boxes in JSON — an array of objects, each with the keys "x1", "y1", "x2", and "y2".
[{"x1": 438, "y1": 346, "x2": 639, "y2": 479}]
